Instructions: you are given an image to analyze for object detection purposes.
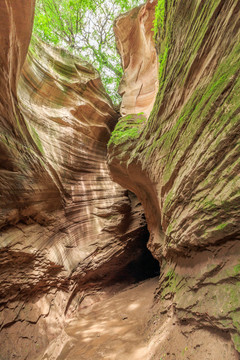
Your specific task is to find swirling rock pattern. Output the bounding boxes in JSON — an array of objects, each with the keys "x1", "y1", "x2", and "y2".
[
  {"x1": 0, "y1": 2, "x2": 148, "y2": 359},
  {"x1": 108, "y1": 0, "x2": 240, "y2": 356},
  {"x1": 114, "y1": 0, "x2": 159, "y2": 117}
]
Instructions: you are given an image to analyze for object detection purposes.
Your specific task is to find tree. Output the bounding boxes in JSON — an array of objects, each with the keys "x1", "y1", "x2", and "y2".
[{"x1": 33, "y1": 0, "x2": 143, "y2": 104}]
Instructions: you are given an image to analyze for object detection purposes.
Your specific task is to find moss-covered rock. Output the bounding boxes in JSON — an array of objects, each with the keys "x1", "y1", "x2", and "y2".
[
  {"x1": 108, "y1": 0, "x2": 240, "y2": 354},
  {"x1": 108, "y1": 0, "x2": 240, "y2": 257}
]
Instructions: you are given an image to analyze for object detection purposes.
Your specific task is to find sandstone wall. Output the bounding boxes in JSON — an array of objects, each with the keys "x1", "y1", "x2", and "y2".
[
  {"x1": 0, "y1": 2, "x2": 148, "y2": 359},
  {"x1": 115, "y1": 0, "x2": 159, "y2": 117},
  {"x1": 0, "y1": 0, "x2": 240, "y2": 358},
  {"x1": 108, "y1": 0, "x2": 240, "y2": 356}
]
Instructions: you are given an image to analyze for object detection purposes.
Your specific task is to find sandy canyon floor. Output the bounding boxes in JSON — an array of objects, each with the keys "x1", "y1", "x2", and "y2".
[
  {"x1": 39, "y1": 276, "x2": 238, "y2": 360},
  {"x1": 54, "y1": 278, "x2": 158, "y2": 360}
]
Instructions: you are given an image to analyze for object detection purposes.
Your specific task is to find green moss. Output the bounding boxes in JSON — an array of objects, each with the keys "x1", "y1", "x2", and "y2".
[
  {"x1": 15, "y1": 112, "x2": 26, "y2": 139},
  {"x1": 158, "y1": 40, "x2": 240, "y2": 185},
  {"x1": 107, "y1": 0, "x2": 239, "y2": 258},
  {"x1": 163, "y1": 189, "x2": 174, "y2": 212},
  {"x1": 144, "y1": 0, "x2": 240, "y2": 160},
  {"x1": 158, "y1": 44, "x2": 169, "y2": 81},
  {"x1": 178, "y1": 0, "x2": 223, "y2": 85},
  {"x1": 202, "y1": 200, "x2": 218, "y2": 210},
  {"x1": 231, "y1": 312, "x2": 240, "y2": 332},
  {"x1": 154, "y1": 0, "x2": 175, "y2": 90},
  {"x1": 31, "y1": 126, "x2": 44, "y2": 154},
  {"x1": 108, "y1": 114, "x2": 146, "y2": 147},
  {"x1": 166, "y1": 222, "x2": 173, "y2": 236},
  {"x1": 233, "y1": 263, "x2": 240, "y2": 275},
  {"x1": 219, "y1": 282, "x2": 240, "y2": 314},
  {"x1": 232, "y1": 334, "x2": 240, "y2": 353},
  {"x1": 153, "y1": 0, "x2": 165, "y2": 38},
  {"x1": 215, "y1": 223, "x2": 228, "y2": 231},
  {"x1": 161, "y1": 268, "x2": 182, "y2": 298}
]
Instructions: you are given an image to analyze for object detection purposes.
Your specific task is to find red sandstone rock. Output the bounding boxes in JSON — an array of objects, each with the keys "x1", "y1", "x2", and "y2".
[
  {"x1": 0, "y1": 3, "x2": 148, "y2": 359},
  {"x1": 1, "y1": 0, "x2": 240, "y2": 358},
  {"x1": 114, "y1": 0, "x2": 158, "y2": 117},
  {"x1": 109, "y1": 0, "x2": 240, "y2": 260},
  {"x1": 108, "y1": 0, "x2": 240, "y2": 356}
]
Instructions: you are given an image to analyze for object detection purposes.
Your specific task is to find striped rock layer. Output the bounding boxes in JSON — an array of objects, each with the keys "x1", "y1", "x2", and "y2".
[
  {"x1": 108, "y1": 0, "x2": 240, "y2": 356},
  {"x1": 0, "y1": 2, "x2": 149, "y2": 358}
]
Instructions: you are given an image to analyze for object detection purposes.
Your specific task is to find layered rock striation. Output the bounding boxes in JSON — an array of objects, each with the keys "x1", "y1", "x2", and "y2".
[
  {"x1": 108, "y1": 0, "x2": 240, "y2": 355},
  {"x1": 115, "y1": 0, "x2": 159, "y2": 117},
  {"x1": 1, "y1": 0, "x2": 240, "y2": 358},
  {"x1": 0, "y1": 2, "x2": 149, "y2": 359}
]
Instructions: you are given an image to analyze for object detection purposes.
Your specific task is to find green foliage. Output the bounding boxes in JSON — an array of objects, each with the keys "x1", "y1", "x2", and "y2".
[{"x1": 33, "y1": 0, "x2": 143, "y2": 104}]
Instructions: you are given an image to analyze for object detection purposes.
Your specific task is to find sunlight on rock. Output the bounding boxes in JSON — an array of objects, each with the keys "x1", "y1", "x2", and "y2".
[
  {"x1": 0, "y1": 0, "x2": 239, "y2": 358},
  {"x1": 127, "y1": 302, "x2": 140, "y2": 311}
]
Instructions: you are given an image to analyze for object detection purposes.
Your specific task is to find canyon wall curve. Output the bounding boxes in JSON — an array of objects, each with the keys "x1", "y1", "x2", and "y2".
[
  {"x1": 0, "y1": 1, "x2": 153, "y2": 359},
  {"x1": 0, "y1": 0, "x2": 239, "y2": 358},
  {"x1": 108, "y1": 0, "x2": 240, "y2": 356}
]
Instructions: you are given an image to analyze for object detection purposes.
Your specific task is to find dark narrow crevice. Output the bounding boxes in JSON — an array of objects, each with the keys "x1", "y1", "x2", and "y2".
[
  {"x1": 111, "y1": 225, "x2": 160, "y2": 284},
  {"x1": 124, "y1": 242, "x2": 160, "y2": 282},
  {"x1": 125, "y1": 191, "x2": 160, "y2": 282}
]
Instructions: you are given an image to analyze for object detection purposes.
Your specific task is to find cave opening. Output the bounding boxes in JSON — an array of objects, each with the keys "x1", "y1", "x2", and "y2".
[
  {"x1": 113, "y1": 226, "x2": 160, "y2": 285},
  {"x1": 110, "y1": 190, "x2": 161, "y2": 285},
  {"x1": 125, "y1": 241, "x2": 160, "y2": 282},
  {"x1": 81, "y1": 221, "x2": 160, "y2": 290}
]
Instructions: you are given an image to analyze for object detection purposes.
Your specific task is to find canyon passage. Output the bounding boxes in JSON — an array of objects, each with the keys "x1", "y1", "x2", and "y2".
[{"x1": 0, "y1": 0, "x2": 240, "y2": 359}]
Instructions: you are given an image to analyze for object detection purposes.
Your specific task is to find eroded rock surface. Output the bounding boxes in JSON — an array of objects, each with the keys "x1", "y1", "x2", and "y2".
[
  {"x1": 0, "y1": 2, "x2": 149, "y2": 359},
  {"x1": 1, "y1": 0, "x2": 240, "y2": 358},
  {"x1": 115, "y1": 0, "x2": 158, "y2": 117},
  {"x1": 108, "y1": 0, "x2": 240, "y2": 355}
]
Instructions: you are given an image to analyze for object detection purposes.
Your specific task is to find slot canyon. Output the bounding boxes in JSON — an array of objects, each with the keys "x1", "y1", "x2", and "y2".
[{"x1": 0, "y1": 0, "x2": 240, "y2": 359}]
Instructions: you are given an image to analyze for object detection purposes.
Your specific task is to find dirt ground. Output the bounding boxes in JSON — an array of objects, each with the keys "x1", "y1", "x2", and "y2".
[
  {"x1": 40, "y1": 276, "x2": 239, "y2": 360},
  {"x1": 55, "y1": 277, "x2": 158, "y2": 360}
]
